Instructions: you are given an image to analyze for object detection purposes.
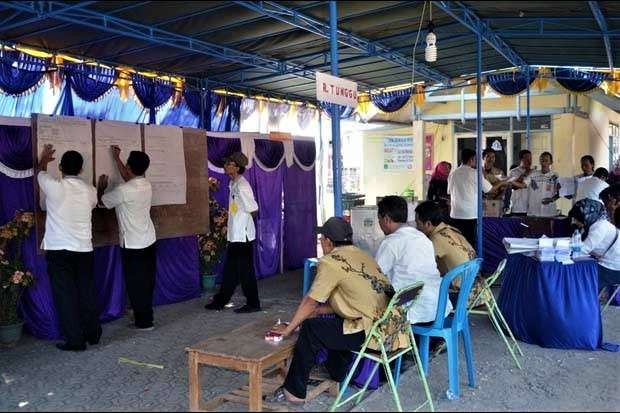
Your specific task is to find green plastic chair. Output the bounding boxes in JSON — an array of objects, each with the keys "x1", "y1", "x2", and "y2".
[
  {"x1": 600, "y1": 284, "x2": 620, "y2": 313},
  {"x1": 330, "y1": 281, "x2": 434, "y2": 413},
  {"x1": 468, "y1": 259, "x2": 524, "y2": 369}
]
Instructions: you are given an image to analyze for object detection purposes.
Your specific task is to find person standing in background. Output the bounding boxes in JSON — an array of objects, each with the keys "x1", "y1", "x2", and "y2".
[
  {"x1": 482, "y1": 148, "x2": 506, "y2": 200},
  {"x1": 37, "y1": 145, "x2": 100, "y2": 351},
  {"x1": 205, "y1": 152, "x2": 261, "y2": 314},
  {"x1": 427, "y1": 161, "x2": 451, "y2": 203},
  {"x1": 570, "y1": 155, "x2": 596, "y2": 201},
  {"x1": 575, "y1": 167, "x2": 609, "y2": 203},
  {"x1": 527, "y1": 152, "x2": 560, "y2": 217},
  {"x1": 507, "y1": 150, "x2": 534, "y2": 216},
  {"x1": 448, "y1": 148, "x2": 507, "y2": 248},
  {"x1": 98, "y1": 146, "x2": 157, "y2": 331}
]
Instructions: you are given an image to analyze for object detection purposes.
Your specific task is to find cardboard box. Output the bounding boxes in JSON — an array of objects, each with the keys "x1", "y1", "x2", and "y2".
[{"x1": 483, "y1": 200, "x2": 503, "y2": 217}]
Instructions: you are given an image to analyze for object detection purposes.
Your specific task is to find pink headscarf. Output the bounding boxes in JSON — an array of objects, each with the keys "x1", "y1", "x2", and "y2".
[{"x1": 432, "y1": 161, "x2": 452, "y2": 181}]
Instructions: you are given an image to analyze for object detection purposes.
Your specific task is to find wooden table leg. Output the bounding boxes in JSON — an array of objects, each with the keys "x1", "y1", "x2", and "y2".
[
  {"x1": 248, "y1": 364, "x2": 263, "y2": 412},
  {"x1": 188, "y1": 352, "x2": 201, "y2": 412}
]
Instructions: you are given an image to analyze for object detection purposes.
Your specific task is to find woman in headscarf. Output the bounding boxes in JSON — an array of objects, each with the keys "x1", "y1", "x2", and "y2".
[
  {"x1": 427, "y1": 161, "x2": 451, "y2": 203},
  {"x1": 569, "y1": 199, "x2": 620, "y2": 294}
]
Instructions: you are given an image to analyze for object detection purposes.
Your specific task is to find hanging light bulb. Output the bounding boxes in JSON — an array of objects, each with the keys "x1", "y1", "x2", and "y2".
[
  {"x1": 425, "y1": 29, "x2": 437, "y2": 62},
  {"x1": 425, "y1": 3, "x2": 437, "y2": 63}
]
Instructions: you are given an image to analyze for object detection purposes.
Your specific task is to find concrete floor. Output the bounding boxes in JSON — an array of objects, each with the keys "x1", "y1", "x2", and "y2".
[{"x1": 0, "y1": 270, "x2": 618, "y2": 412}]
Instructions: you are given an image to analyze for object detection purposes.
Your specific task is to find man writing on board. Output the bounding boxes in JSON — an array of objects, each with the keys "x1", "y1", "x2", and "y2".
[
  {"x1": 97, "y1": 146, "x2": 157, "y2": 331},
  {"x1": 38, "y1": 144, "x2": 100, "y2": 351},
  {"x1": 205, "y1": 152, "x2": 261, "y2": 313}
]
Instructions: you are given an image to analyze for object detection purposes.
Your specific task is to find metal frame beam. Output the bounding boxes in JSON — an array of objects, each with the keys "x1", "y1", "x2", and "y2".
[
  {"x1": 588, "y1": 1, "x2": 614, "y2": 68},
  {"x1": 233, "y1": 1, "x2": 451, "y2": 85},
  {"x1": 5, "y1": 1, "x2": 151, "y2": 41},
  {"x1": 1, "y1": 1, "x2": 321, "y2": 82},
  {"x1": 55, "y1": 3, "x2": 235, "y2": 53},
  {"x1": 0, "y1": 1, "x2": 97, "y2": 32},
  {"x1": 83, "y1": 1, "x2": 325, "y2": 60},
  {"x1": 435, "y1": 1, "x2": 527, "y2": 68}
]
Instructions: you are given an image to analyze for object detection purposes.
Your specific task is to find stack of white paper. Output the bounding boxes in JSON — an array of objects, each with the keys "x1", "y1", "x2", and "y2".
[
  {"x1": 503, "y1": 237, "x2": 540, "y2": 254},
  {"x1": 537, "y1": 237, "x2": 555, "y2": 262},
  {"x1": 555, "y1": 238, "x2": 573, "y2": 264}
]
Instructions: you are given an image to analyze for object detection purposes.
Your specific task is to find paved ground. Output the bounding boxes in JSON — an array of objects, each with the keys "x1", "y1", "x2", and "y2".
[{"x1": 0, "y1": 270, "x2": 618, "y2": 412}]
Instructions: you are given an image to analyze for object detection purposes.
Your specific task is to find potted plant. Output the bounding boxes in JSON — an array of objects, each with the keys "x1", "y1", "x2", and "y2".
[
  {"x1": 198, "y1": 178, "x2": 228, "y2": 292},
  {"x1": 0, "y1": 211, "x2": 35, "y2": 346}
]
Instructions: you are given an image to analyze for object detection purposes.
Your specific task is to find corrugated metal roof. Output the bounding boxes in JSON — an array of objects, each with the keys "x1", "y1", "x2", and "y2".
[{"x1": 0, "y1": 1, "x2": 617, "y2": 100}]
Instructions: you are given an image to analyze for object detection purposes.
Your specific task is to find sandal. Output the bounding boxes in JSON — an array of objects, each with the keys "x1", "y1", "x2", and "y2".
[{"x1": 264, "y1": 386, "x2": 305, "y2": 406}]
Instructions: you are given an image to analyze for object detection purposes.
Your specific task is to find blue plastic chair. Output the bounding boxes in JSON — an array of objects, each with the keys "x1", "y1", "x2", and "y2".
[
  {"x1": 303, "y1": 257, "x2": 318, "y2": 296},
  {"x1": 395, "y1": 258, "x2": 482, "y2": 400}
]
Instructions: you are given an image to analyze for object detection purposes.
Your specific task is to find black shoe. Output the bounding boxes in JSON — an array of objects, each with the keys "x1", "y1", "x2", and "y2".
[
  {"x1": 56, "y1": 342, "x2": 86, "y2": 352},
  {"x1": 84, "y1": 326, "x2": 103, "y2": 345},
  {"x1": 204, "y1": 301, "x2": 224, "y2": 311},
  {"x1": 234, "y1": 305, "x2": 262, "y2": 314}
]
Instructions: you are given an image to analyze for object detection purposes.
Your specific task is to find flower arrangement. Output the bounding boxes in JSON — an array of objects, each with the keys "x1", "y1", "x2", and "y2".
[
  {"x1": 0, "y1": 211, "x2": 35, "y2": 326},
  {"x1": 198, "y1": 178, "x2": 228, "y2": 275}
]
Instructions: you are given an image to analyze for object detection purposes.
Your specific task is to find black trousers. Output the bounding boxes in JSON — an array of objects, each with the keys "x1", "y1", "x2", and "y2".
[
  {"x1": 451, "y1": 218, "x2": 477, "y2": 250},
  {"x1": 212, "y1": 241, "x2": 260, "y2": 308},
  {"x1": 284, "y1": 317, "x2": 365, "y2": 399},
  {"x1": 121, "y1": 244, "x2": 157, "y2": 328},
  {"x1": 46, "y1": 250, "x2": 100, "y2": 346}
]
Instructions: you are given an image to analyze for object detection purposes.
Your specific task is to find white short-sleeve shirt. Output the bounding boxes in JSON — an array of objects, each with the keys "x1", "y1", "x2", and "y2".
[
  {"x1": 508, "y1": 166, "x2": 531, "y2": 214},
  {"x1": 376, "y1": 226, "x2": 452, "y2": 324},
  {"x1": 448, "y1": 165, "x2": 493, "y2": 220},
  {"x1": 527, "y1": 170, "x2": 559, "y2": 217},
  {"x1": 101, "y1": 177, "x2": 156, "y2": 249},
  {"x1": 582, "y1": 219, "x2": 620, "y2": 271},
  {"x1": 38, "y1": 172, "x2": 97, "y2": 252},
  {"x1": 227, "y1": 175, "x2": 259, "y2": 242},
  {"x1": 575, "y1": 176, "x2": 609, "y2": 204}
]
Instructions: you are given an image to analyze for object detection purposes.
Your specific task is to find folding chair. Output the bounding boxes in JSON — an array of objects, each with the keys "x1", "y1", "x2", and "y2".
[
  {"x1": 407, "y1": 259, "x2": 482, "y2": 400},
  {"x1": 600, "y1": 284, "x2": 620, "y2": 314},
  {"x1": 303, "y1": 258, "x2": 318, "y2": 296},
  {"x1": 468, "y1": 259, "x2": 524, "y2": 369},
  {"x1": 330, "y1": 282, "x2": 434, "y2": 413}
]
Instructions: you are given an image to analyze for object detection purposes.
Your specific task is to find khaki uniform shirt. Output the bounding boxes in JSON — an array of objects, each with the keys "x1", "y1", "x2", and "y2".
[
  {"x1": 484, "y1": 166, "x2": 505, "y2": 200},
  {"x1": 308, "y1": 245, "x2": 409, "y2": 350},
  {"x1": 430, "y1": 223, "x2": 476, "y2": 286}
]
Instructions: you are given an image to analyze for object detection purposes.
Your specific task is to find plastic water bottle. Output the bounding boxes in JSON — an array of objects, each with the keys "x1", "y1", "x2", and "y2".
[{"x1": 571, "y1": 230, "x2": 582, "y2": 253}]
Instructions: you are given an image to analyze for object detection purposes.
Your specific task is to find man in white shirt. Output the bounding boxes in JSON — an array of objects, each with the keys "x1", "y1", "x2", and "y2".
[
  {"x1": 570, "y1": 155, "x2": 596, "y2": 202},
  {"x1": 575, "y1": 167, "x2": 609, "y2": 203},
  {"x1": 375, "y1": 196, "x2": 451, "y2": 324},
  {"x1": 448, "y1": 148, "x2": 506, "y2": 248},
  {"x1": 205, "y1": 152, "x2": 261, "y2": 313},
  {"x1": 527, "y1": 152, "x2": 560, "y2": 217},
  {"x1": 507, "y1": 149, "x2": 534, "y2": 216},
  {"x1": 98, "y1": 146, "x2": 157, "y2": 331},
  {"x1": 37, "y1": 145, "x2": 99, "y2": 352}
]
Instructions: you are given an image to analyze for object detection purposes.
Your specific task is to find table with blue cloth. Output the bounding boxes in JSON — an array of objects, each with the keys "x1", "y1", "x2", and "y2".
[
  {"x1": 498, "y1": 253, "x2": 602, "y2": 350},
  {"x1": 482, "y1": 216, "x2": 572, "y2": 274}
]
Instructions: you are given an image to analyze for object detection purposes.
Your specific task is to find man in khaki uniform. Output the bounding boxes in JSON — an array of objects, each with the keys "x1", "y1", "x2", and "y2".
[
  {"x1": 483, "y1": 148, "x2": 507, "y2": 201},
  {"x1": 415, "y1": 201, "x2": 477, "y2": 291},
  {"x1": 268, "y1": 217, "x2": 405, "y2": 404}
]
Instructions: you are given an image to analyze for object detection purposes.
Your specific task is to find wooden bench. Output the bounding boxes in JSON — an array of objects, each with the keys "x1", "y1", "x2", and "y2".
[{"x1": 186, "y1": 319, "x2": 337, "y2": 412}]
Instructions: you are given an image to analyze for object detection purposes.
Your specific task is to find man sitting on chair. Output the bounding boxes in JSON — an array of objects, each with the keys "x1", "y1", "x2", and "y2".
[
  {"x1": 375, "y1": 196, "x2": 451, "y2": 325},
  {"x1": 415, "y1": 200, "x2": 482, "y2": 307},
  {"x1": 267, "y1": 217, "x2": 406, "y2": 405}
]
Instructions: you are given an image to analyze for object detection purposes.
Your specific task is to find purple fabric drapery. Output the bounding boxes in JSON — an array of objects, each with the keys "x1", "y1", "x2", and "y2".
[
  {"x1": 283, "y1": 165, "x2": 317, "y2": 269},
  {"x1": 247, "y1": 164, "x2": 284, "y2": 278},
  {"x1": 0, "y1": 125, "x2": 33, "y2": 170},
  {"x1": 0, "y1": 124, "x2": 201, "y2": 340},
  {"x1": 154, "y1": 237, "x2": 201, "y2": 305},
  {"x1": 207, "y1": 137, "x2": 241, "y2": 168}
]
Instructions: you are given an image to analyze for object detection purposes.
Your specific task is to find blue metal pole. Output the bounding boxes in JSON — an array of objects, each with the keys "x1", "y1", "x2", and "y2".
[
  {"x1": 526, "y1": 65, "x2": 531, "y2": 150},
  {"x1": 329, "y1": 0, "x2": 343, "y2": 217},
  {"x1": 476, "y1": 32, "x2": 484, "y2": 256}
]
